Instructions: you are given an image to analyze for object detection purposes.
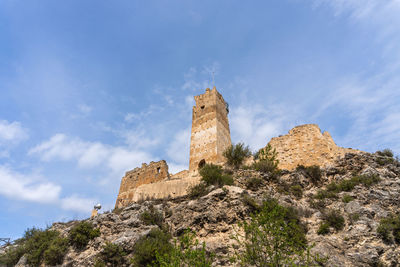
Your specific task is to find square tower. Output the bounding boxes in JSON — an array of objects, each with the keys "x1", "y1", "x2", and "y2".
[{"x1": 189, "y1": 87, "x2": 231, "y2": 172}]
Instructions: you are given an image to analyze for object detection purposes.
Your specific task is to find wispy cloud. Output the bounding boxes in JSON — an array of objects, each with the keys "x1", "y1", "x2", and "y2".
[
  {"x1": 29, "y1": 133, "x2": 154, "y2": 175},
  {"x1": 0, "y1": 120, "x2": 28, "y2": 145},
  {"x1": 0, "y1": 165, "x2": 96, "y2": 213}
]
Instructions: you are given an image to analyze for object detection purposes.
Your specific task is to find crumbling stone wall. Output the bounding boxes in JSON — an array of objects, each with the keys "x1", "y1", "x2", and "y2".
[
  {"x1": 268, "y1": 124, "x2": 359, "y2": 170},
  {"x1": 189, "y1": 87, "x2": 231, "y2": 172},
  {"x1": 115, "y1": 160, "x2": 169, "y2": 208}
]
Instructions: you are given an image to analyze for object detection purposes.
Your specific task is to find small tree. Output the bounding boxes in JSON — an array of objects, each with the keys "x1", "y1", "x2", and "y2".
[
  {"x1": 199, "y1": 164, "x2": 233, "y2": 187},
  {"x1": 156, "y1": 229, "x2": 214, "y2": 267},
  {"x1": 234, "y1": 198, "x2": 323, "y2": 266},
  {"x1": 223, "y1": 143, "x2": 252, "y2": 169},
  {"x1": 253, "y1": 144, "x2": 279, "y2": 174},
  {"x1": 69, "y1": 221, "x2": 100, "y2": 249}
]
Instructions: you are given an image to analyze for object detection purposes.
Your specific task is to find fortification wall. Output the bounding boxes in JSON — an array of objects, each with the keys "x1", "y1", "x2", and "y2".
[
  {"x1": 268, "y1": 124, "x2": 359, "y2": 170},
  {"x1": 131, "y1": 175, "x2": 201, "y2": 203},
  {"x1": 115, "y1": 160, "x2": 169, "y2": 208}
]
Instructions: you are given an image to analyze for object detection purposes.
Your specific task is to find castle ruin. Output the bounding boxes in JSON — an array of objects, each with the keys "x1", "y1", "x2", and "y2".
[
  {"x1": 115, "y1": 87, "x2": 231, "y2": 208},
  {"x1": 189, "y1": 87, "x2": 231, "y2": 172}
]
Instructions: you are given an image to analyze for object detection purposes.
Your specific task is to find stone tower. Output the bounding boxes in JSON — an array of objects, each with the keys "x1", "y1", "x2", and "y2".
[{"x1": 189, "y1": 87, "x2": 231, "y2": 172}]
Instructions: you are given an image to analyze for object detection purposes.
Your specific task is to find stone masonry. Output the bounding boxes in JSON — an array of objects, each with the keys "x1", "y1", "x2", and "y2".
[
  {"x1": 189, "y1": 87, "x2": 231, "y2": 172},
  {"x1": 267, "y1": 124, "x2": 359, "y2": 170},
  {"x1": 115, "y1": 160, "x2": 169, "y2": 208}
]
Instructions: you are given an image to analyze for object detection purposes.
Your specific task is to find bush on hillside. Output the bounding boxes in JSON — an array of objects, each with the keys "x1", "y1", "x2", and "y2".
[
  {"x1": 223, "y1": 142, "x2": 252, "y2": 169},
  {"x1": 377, "y1": 149, "x2": 394, "y2": 158},
  {"x1": 323, "y1": 210, "x2": 345, "y2": 231},
  {"x1": 289, "y1": 185, "x2": 303, "y2": 199},
  {"x1": 140, "y1": 205, "x2": 164, "y2": 227},
  {"x1": 188, "y1": 182, "x2": 209, "y2": 199},
  {"x1": 199, "y1": 163, "x2": 233, "y2": 187},
  {"x1": 131, "y1": 228, "x2": 173, "y2": 266},
  {"x1": 156, "y1": 229, "x2": 214, "y2": 266},
  {"x1": 253, "y1": 144, "x2": 280, "y2": 175},
  {"x1": 69, "y1": 221, "x2": 100, "y2": 249},
  {"x1": 245, "y1": 177, "x2": 263, "y2": 191},
  {"x1": 233, "y1": 197, "x2": 323, "y2": 266},
  {"x1": 377, "y1": 213, "x2": 400, "y2": 244},
  {"x1": 297, "y1": 165, "x2": 322, "y2": 185},
  {"x1": 96, "y1": 242, "x2": 126, "y2": 266}
]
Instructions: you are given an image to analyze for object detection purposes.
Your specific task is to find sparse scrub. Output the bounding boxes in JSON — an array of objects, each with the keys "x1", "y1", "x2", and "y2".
[
  {"x1": 317, "y1": 223, "x2": 330, "y2": 235},
  {"x1": 289, "y1": 185, "x2": 303, "y2": 199},
  {"x1": 241, "y1": 194, "x2": 260, "y2": 213},
  {"x1": 188, "y1": 182, "x2": 209, "y2": 199},
  {"x1": 314, "y1": 174, "x2": 381, "y2": 200},
  {"x1": 297, "y1": 165, "x2": 322, "y2": 185},
  {"x1": 69, "y1": 221, "x2": 100, "y2": 250},
  {"x1": 43, "y1": 236, "x2": 69, "y2": 266},
  {"x1": 377, "y1": 213, "x2": 400, "y2": 244},
  {"x1": 342, "y1": 194, "x2": 354, "y2": 203},
  {"x1": 348, "y1": 213, "x2": 360, "y2": 225},
  {"x1": 377, "y1": 149, "x2": 394, "y2": 158},
  {"x1": 199, "y1": 163, "x2": 233, "y2": 187},
  {"x1": 131, "y1": 228, "x2": 173, "y2": 266},
  {"x1": 246, "y1": 177, "x2": 263, "y2": 191},
  {"x1": 323, "y1": 210, "x2": 345, "y2": 231},
  {"x1": 223, "y1": 142, "x2": 252, "y2": 169},
  {"x1": 97, "y1": 242, "x2": 127, "y2": 266},
  {"x1": 140, "y1": 205, "x2": 164, "y2": 227}
]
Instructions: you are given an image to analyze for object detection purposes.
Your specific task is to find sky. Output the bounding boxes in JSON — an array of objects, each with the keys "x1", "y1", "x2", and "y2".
[{"x1": 1, "y1": 0, "x2": 400, "y2": 239}]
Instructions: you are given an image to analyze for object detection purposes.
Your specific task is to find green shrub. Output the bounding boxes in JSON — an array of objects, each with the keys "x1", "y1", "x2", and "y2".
[
  {"x1": 188, "y1": 182, "x2": 209, "y2": 199},
  {"x1": 314, "y1": 189, "x2": 337, "y2": 200},
  {"x1": 69, "y1": 221, "x2": 100, "y2": 249},
  {"x1": 245, "y1": 177, "x2": 263, "y2": 191},
  {"x1": 297, "y1": 165, "x2": 322, "y2": 185},
  {"x1": 377, "y1": 214, "x2": 400, "y2": 244},
  {"x1": 131, "y1": 228, "x2": 173, "y2": 266},
  {"x1": 156, "y1": 229, "x2": 214, "y2": 266},
  {"x1": 223, "y1": 142, "x2": 252, "y2": 169},
  {"x1": 0, "y1": 228, "x2": 68, "y2": 267},
  {"x1": 289, "y1": 185, "x2": 303, "y2": 199},
  {"x1": 323, "y1": 210, "x2": 345, "y2": 231},
  {"x1": 315, "y1": 174, "x2": 381, "y2": 200},
  {"x1": 140, "y1": 205, "x2": 164, "y2": 227},
  {"x1": 252, "y1": 160, "x2": 277, "y2": 173},
  {"x1": 241, "y1": 194, "x2": 260, "y2": 213},
  {"x1": 377, "y1": 149, "x2": 394, "y2": 158},
  {"x1": 199, "y1": 163, "x2": 233, "y2": 187},
  {"x1": 234, "y1": 197, "x2": 323, "y2": 266},
  {"x1": 317, "y1": 223, "x2": 330, "y2": 235},
  {"x1": 0, "y1": 244, "x2": 26, "y2": 267},
  {"x1": 342, "y1": 194, "x2": 354, "y2": 203},
  {"x1": 43, "y1": 236, "x2": 69, "y2": 265},
  {"x1": 97, "y1": 242, "x2": 126, "y2": 266},
  {"x1": 348, "y1": 213, "x2": 360, "y2": 225}
]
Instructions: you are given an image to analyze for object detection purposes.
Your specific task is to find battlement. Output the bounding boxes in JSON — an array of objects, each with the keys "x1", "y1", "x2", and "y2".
[{"x1": 115, "y1": 160, "x2": 169, "y2": 208}]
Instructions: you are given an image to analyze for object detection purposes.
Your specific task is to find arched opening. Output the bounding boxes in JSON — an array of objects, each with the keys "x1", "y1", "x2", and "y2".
[{"x1": 198, "y1": 159, "x2": 206, "y2": 169}]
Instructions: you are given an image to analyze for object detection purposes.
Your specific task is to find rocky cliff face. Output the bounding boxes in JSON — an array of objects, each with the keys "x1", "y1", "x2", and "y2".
[{"x1": 3, "y1": 152, "x2": 400, "y2": 267}]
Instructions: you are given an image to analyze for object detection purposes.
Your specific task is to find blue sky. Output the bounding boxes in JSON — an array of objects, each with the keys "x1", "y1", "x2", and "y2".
[{"x1": 1, "y1": 0, "x2": 400, "y2": 239}]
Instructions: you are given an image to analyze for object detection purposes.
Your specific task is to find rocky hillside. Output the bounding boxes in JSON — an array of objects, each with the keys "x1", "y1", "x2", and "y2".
[{"x1": 2, "y1": 152, "x2": 400, "y2": 266}]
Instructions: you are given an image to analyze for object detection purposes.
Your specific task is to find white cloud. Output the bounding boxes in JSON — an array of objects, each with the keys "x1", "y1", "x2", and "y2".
[
  {"x1": 0, "y1": 166, "x2": 61, "y2": 204},
  {"x1": 29, "y1": 134, "x2": 153, "y2": 175},
  {"x1": 0, "y1": 120, "x2": 28, "y2": 144},
  {"x1": 230, "y1": 104, "x2": 297, "y2": 151},
  {"x1": 166, "y1": 128, "x2": 191, "y2": 166},
  {"x1": 78, "y1": 104, "x2": 92, "y2": 116},
  {"x1": 61, "y1": 195, "x2": 97, "y2": 213}
]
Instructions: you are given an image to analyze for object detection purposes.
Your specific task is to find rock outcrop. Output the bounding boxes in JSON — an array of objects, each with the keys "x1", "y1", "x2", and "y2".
[{"x1": 3, "y1": 152, "x2": 399, "y2": 266}]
